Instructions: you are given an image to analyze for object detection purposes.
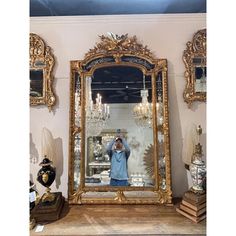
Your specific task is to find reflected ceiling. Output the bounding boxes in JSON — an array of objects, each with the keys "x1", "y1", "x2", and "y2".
[
  {"x1": 30, "y1": 0, "x2": 206, "y2": 17},
  {"x1": 92, "y1": 66, "x2": 152, "y2": 104}
]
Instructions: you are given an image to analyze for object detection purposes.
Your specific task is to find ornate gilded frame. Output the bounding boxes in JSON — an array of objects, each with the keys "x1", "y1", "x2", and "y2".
[
  {"x1": 30, "y1": 33, "x2": 56, "y2": 111},
  {"x1": 183, "y1": 29, "x2": 206, "y2": 107},
  {"x1": 68, "y1": 34, "x2": 172, "y2": 205}
]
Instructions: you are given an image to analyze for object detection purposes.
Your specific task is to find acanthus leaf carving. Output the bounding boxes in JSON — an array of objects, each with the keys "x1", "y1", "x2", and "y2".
[{"x1": 85, "y1": 33, "x2": 154, "y2": 59}]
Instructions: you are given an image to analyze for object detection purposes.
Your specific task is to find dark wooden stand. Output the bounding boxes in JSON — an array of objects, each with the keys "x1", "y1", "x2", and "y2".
[
  {"x1": 31, "y1": 192, "x2": 65, "y2": 223},
  {"x1": 176, "y1": 190, "x2": 206, "y2": 223}
]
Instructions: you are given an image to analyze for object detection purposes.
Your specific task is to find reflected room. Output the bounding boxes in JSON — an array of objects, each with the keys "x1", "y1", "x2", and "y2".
[
  {"x1": 74, "y1": 66, "x2": 163, "y2": 187},
  {"x1": 194, "y1": 66, "x2": 206, "y2": 93},
  {"x1": 30, "y1": 69, "x2": 44, "y2": 97}
]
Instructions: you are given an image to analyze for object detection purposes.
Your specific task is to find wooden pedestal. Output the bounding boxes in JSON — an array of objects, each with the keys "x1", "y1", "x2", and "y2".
[
  {"x1": 176, "y1": 190, "x2": 206, "y2": 223},
  {"x1": 31, "y1": 192, "x2": 65, "y2": 223}
]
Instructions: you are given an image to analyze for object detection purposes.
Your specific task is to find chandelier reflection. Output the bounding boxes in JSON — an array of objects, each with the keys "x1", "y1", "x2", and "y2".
[
  {"x1": 133, "y1": 76, "x2": 163, "y2": 128},
  {"x1": 75, "y1": 76, "x2": 110, "y2": 137}
]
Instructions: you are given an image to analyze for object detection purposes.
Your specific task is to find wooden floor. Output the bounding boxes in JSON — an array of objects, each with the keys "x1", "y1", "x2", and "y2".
[{"x1": 30, "y1": 202, "x2": 206, "y2": 236}]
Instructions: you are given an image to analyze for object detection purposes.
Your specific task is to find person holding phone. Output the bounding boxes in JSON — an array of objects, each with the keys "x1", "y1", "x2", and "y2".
[{"x1": 106, "y1": 131, "x2": 130, "y2": 186}]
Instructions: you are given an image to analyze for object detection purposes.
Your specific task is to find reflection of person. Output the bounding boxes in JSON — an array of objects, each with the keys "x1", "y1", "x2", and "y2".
[
  {"x1": 106, "y1": 135, "x2": 130, "y2": 186},
  {"x1": 195, "y1": 67, "x2": 206, "y2": 92}
]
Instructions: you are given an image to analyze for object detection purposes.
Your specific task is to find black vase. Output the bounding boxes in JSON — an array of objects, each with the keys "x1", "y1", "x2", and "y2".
[{"x1": 37, "y1": 156, "x2": 56, "y2": 202}]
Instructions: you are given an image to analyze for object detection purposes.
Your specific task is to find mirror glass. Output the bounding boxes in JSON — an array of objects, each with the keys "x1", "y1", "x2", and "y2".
[
  {"x1": 194, "y1": 66, "x2": 206, "y2": 93},
  {"x1": 30, "y1": 69, "x2": 44, "y2": 97},
  {"x1": 156, "y1": 72, "x2": 165, "y2": 190},
  {"x1": 74, "y1": 72, "x2": 81, "y2": 191},
  {"x1": 83, "y1": 66, "x2": 154, "y2": 187}
]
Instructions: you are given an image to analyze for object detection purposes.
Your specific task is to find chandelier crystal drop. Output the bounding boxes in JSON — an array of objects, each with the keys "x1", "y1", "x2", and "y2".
[{"x1": 75, "y1": 76, "x2": 110, "y2": 137}]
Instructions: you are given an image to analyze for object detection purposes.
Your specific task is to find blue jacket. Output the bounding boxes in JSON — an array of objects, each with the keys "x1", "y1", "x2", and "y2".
[{"x1": 106, "y1": 138, "x2": 130, "y2": 180}]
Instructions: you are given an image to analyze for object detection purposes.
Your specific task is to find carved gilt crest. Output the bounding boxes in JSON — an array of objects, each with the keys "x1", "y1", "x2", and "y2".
[{"x1": 85, "y1": 32, "x2": 154, "y2": 59}]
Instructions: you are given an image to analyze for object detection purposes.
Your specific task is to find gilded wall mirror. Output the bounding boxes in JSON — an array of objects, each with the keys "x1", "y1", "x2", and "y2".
[
  {"x1": 183, "y1": 29, "x2": 206, "y2": 107},
  {"x1": 30, "y1": 33, "x2": 56, "y2": 111},
  {"x1": 69, "y1": 33, "x2": 172, "y2": 204}
]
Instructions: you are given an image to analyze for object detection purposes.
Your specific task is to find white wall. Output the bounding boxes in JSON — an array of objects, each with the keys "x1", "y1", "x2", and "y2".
[{"x1": 30, "y1": 14, "x2": 206, "y2": 198}]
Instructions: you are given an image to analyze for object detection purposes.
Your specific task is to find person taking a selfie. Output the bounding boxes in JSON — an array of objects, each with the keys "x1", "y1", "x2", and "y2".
[{"x1": 106, "y1": 133, "x2": 130, "y2": 186}]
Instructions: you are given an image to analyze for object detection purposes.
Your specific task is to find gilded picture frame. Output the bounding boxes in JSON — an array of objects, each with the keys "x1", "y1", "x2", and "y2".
[
  {"x1": 68, "y1": 33, "x2": 172, "y2": 205},
  {"x1": 183, "y1": 29, "x2": 206, "y2": 108},
  {"x1": 30, "y1": 33, "x2": 56, "y2": 111}
]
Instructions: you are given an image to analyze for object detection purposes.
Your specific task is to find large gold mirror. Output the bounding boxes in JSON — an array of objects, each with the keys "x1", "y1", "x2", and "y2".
[
  {"x1": 183, "y1": 29, "x2": 206, "y2": 107},
  {"x1": 30, "y1": 33, "x2": 56, "y2": 111},
  {"x1": 68, "y1": 33, "x2": 172, "y2": 204}
]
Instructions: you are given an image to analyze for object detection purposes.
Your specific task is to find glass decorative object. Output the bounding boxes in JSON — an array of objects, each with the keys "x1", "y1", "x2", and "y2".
[
  {"x1": 133, "y1": 89, "x2": 152, "y2": 128},
  {"x1": 37, "y1": 156, "x2": 56, "y2": 202},
  {"x1": 75, "y1": 76, "x2": 110, "y2": 136},
  {"x1": 189, "y1": 125, "x2": 206, "y2": 194}
]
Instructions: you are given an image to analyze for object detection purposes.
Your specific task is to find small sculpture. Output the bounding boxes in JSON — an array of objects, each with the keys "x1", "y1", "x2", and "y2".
[
  {"x1": 93, "y1": 140, "x2": 104, "y2": 162},
  {"x1": 29, "y1": 180, "x2": 38, "y2": 211},
  {"x1": 29, "y1": 180, "x2": 38, "y2": 230},
  {"x1": 37, "y1": 155, "x2": 56, "y2": 202}
]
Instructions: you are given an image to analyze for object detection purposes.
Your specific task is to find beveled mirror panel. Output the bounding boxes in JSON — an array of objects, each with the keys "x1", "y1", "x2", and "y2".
[
  {"x1": 69, "y1": 34, "x2": 172, "y2": 204},
  {"x1": 30, "y1": 33, "x2": 56, "y2": 111},
  {"x1": 183, "y1": 29, "x2": 206, "y2": 107}
]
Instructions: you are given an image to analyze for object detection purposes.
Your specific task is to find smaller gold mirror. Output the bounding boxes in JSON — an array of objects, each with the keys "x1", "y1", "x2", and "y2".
[
  {"x1": 183, "y1": 29, "x2": 206, "y2": 107},
  {"x1": 30, "y1": 33, "x2": 56, "y2": 111}
]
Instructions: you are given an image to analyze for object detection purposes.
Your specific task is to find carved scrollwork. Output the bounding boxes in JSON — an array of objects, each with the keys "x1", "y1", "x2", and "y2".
[
  {"x1": 114, "y1": 191, "x2": 126, "y2": 202},
  {"x1": 183, "y1": 29, "x2": 206, "y2": 107},
  {"x1": 30, "y1": 33, "x2": 56, "y2": 111},
  {"x1": 155, "y1": 189, "x2": 172, "y2": 204},
  {"x1": 85, "y1": 33, "x2": 154, "y2": 59},
  {"x1": 69, "y1": 190, "x2": 85, "y2": 204},
  {"x1": 193, "y1": 29, "x2": 206, "y2": 52}
]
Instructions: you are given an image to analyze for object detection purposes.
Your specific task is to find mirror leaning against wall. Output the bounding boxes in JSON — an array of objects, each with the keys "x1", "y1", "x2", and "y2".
[
  {"x1": 68, "y1": 33, "x2": 172, "y2": 204},
  {"x1": 30, "y1": 33, "x2": 56, "y2": 111}
]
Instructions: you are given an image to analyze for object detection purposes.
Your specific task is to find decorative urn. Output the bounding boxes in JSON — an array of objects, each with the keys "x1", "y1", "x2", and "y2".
[
  {"x1": 37, "y1": 155, "x2": 56, "y2": 202},
  {"x1": 189, "y1": 125, "x2": 206, "y2": 194}
]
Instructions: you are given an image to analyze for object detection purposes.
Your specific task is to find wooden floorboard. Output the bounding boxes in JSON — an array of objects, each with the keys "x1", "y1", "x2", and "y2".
[{"x1": 30, "y1": 202, "x2": 206, "y2": 235}]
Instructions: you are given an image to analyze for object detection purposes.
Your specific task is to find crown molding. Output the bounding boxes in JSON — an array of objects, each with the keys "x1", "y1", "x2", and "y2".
[{"x1": 30, "y1": 13, "x2": 206, "y2": 25}]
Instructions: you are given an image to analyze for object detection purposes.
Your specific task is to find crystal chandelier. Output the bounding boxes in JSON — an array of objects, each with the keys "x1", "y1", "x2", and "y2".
[
  {"x1": 133, "y1": 76, "x2": 163, "y2": 128},
  {"x1": 75, "y1": 76, "x2": 110, "y2": 137},
  {"x1": 133, "y1": 89, "x2": 152, "y2": 128}
]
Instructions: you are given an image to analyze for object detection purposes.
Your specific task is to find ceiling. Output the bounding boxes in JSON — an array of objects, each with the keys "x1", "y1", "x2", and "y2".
[
  {"x1": 30, "y1": 0, "x2": 206, "y2": 17},
  {"x1": 30, "y1": 0, "x2": 206, "y2": 103},
  {"x1": 92, "y1": 66, "x2": 152, "y2": 104}
]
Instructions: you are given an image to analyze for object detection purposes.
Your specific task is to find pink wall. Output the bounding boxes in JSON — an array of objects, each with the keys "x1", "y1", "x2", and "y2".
[{"x1": 30, "y1": 13, "x2": 206, "y2": 198}]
